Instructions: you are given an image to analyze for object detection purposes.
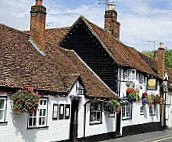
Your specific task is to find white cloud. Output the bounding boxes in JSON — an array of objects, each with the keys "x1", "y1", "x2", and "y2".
[{"x1": 0, "y1": 0, "x2": 172, "y2": 51}]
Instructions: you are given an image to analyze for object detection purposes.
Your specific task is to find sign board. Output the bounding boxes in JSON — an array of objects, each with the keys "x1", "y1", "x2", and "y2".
[{"x1": 147, "y1": 78, "x2": 157, "y2": 90}]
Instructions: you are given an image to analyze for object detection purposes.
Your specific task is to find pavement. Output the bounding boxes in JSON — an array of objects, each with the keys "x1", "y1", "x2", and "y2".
[{"x1": 101, "y1": 129, "x2": 172, "y2": 142}]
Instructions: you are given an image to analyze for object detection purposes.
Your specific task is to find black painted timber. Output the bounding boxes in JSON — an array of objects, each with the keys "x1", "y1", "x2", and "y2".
[{"x1": 60, "y1": 20, "x2": 118, "y2": 92}]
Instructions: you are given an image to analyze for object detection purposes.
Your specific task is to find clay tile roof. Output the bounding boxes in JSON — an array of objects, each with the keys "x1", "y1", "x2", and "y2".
[
  {"x1": 82, "y1": 18, "x2": 158, "y2": 77},
  {"x1": 166, "y1": 67, "x2": 172, "y2": 83},
  {"x1": 0, "y1": 24, "x2": 78, "y2": 93},
  {"x1": 44, "y1": 28, "x2": 117, "y2": 98},
  {"x1": 0, "y1": 24, "x2": 117, "y2": 98},
  {"x1": 59, "y1": 48, "x2": 117, "y2": 99}
]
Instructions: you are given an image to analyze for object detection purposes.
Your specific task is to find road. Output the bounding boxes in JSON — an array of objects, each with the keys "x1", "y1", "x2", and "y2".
[{"x1": 101, "y1": 129, "x2": 172, "y2": 142}]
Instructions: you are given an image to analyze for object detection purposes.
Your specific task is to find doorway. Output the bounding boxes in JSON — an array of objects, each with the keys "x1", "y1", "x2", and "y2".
[
  {"x1": 116, "y1": 111, "x2": 121, "y2": 135},
  {"x1": 70, "y1": 100, "x2": 79, "y2": 142}
]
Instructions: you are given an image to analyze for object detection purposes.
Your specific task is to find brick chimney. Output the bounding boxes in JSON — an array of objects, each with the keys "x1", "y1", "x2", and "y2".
[
  {"x1": 157, "y1": 43, "x2": 165, "y2": 78},
  {"x1": 30, "y1": 0, "x2": 46, "y2": 51},
  {"x1": 104, "y1": 4, "x2": 120, "y2": 40}
]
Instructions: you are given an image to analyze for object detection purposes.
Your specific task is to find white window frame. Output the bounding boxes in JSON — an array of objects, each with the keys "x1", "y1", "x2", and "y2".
[
  {"x1": 123, "y1": 69, "x2": 136, "y2": 81},
  {"x1": 0, "y1": 97, "x2": 7, "y2": 122},
  {"x1": 140, "y1": 106, "x2": 144, "y2": 115},
  {"x1": 90, "y1": 102, "x2": 102, "y2": 124},
  {"x1": 122, "y1": 102, "x2": 132, "y2": 120},
  {"x1": 139, "y1": 73, "x2": 145, "y2": 83},
  {"x1": 149, "y1": 104, "x2": 155, "y2": 116},
  {"x1": 28, "y1": 98, "x2": 48, "y2": 128}
]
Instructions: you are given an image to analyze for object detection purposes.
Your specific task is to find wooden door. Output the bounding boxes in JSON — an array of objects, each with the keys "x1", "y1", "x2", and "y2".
[{"x1": 70, "y1": 100, "x2": 79, "y2": 142}]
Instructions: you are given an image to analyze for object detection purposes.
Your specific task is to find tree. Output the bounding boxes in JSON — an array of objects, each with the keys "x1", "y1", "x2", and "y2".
[{"x1": 142, "y1": 50, "x2": 172, "y2": 69}]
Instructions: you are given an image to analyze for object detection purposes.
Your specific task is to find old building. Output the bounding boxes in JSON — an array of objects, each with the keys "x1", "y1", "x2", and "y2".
[{"x1": 0, "y1": 0, "x2": 172, "y2": 142}]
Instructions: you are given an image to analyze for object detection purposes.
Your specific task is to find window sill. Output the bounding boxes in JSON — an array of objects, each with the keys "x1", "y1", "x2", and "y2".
[
  {"x1": 89, "y1": 122, "x2": 102, "y2": 125},
  {"x1": 150, "y1": 114, "x2": 155, "y2": 116},
  {"x1": 122, "y1": 117, "x2": 132, "y2": 120},
  {"x1": 0, "y1": 121, "x2": 8, "y2": 125},
  {"x1": 27, "y1": 126, "x2": 49, "y2": 130}
]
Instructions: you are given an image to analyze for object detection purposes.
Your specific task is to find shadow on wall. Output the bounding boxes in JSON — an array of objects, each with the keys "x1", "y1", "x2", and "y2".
[
  {"x1": 105, "y1": 112, "x2": 115, "y2": 132},
  {"x1": 11, "y1": 113, "x2": 37, "y2": 142}
]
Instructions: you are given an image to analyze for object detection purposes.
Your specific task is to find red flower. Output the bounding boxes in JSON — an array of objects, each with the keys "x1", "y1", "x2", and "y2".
[
  {"x1": 24, "y1": 85, "x2": 29, "y2": 91},
  {"x1": 126, "y1": 88, "x2": 136, "y2": 94},
  {"x1": 142, "y1": 92, "x2": 147, "y2": 99}
]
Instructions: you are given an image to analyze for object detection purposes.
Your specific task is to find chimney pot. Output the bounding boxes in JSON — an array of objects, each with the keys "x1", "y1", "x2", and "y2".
[
  {"x1": 159, "y1": 42, "x2": 165, "y2": 49},
  {"x1": 107, "y1": 4, "x2": 115, "y2": 10},
  {"x1": 36, "y1": 0, "x2": 42, "y2": 5}
]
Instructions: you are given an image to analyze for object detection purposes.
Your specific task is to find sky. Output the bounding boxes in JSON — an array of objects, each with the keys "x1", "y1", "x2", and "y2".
[{"x1": 0, "y1": 0, "x2": 172, "y2": 51}]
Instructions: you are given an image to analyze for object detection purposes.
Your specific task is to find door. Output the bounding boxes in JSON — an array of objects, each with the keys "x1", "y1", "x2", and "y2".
[
  {"x1": 70, "y1": 100, "x2": 79, "y2": 142},
  {"x1": 116, "y1": 111, "x2": 121, "y2": 135}
]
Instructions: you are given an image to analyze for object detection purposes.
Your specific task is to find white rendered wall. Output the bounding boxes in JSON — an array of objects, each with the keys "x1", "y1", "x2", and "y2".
[
  {"x1": 166, "y1": 90, "x2": 172, "y2": 128},
  {"x1": 118, "y1": 68, "x2": 161, "y2": 134},
  {"x1": 121, "y1": 103, "x2": 160, "y2": 129},
  {"x1": 0, "y1": 95, "x2": 72, "y2": 142},
  {"x1": 84, "y1": 103, "x2": 116, "y2": 137},
  {"x1": 69, "y1": 81, "x2": 117, "y2": 138},
  {"x1": 0, "y1": 80, "x2": 117, "y2": 142}
]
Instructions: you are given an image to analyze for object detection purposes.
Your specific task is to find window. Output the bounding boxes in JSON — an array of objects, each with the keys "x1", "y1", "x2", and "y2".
[
  {"x1": 123, "y1": 69, "x2": 136, "y2": 81},
  {"x1": 65, "y1": 104, "x2": 70, "y2": 119},
  {"x1": 53, "y1": 104, "x2": 58, "y2": 120},
  {"x1": 78, "y1": 86, "x2": 85, "y2": 95},
  {"x1": 139, "y1": 73, "x2": 145, "y2": 83},
  {"x1": 28, "y1": 98, "x2": 48, "y2": 128},
  {"x1": 53, "y1": 104, "x2": 70, "y2": 120},
  {"x1": 90, "y1": 102, "x2": 102, "y2": 124},
  {"x1": 0, "y1": 97, "x2": 7, "y2": 122},
  {"x1": 122, "y1": 102, "x2": 132, "y2": 120},
  {"x1": 149, "y1": 105, "x2": 155, "y2": 116},
  {"x1": 140, "y1": 106, "x2": 144, "y2": 115},
  {"x1": 59, "y1": 104, "x2": 64, "y2": 119}
]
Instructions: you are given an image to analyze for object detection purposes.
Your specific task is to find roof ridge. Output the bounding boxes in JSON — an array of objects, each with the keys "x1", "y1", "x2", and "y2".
[{"x1": 0, "y1": 23, "x2": 29, "y2": 36}]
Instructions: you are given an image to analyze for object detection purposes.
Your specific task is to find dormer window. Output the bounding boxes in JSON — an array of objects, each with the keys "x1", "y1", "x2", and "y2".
[{"x1": 123, "y1": 69, "x2": 136, "y2": 81}]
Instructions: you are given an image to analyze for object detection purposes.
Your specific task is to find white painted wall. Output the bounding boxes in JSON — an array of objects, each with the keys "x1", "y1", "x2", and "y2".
[
  {"x1": 121, "y1": 103, "x2": 160, "y2": 130},
  {"x1": 0, "y1": 80, "x2": 118, "y2": 142},
  {"x1": 0, "y1": 95, "x2": 72, "y2": 142},
  {"x1": 118, "y1": 68, "x2": 161, "y2": 134},
  {"x1": 84, "y1": 103, "x2": 116, "y2": 137},
  {"x1": 166, "y1": 90, "x2": 172, "y2": 128},
  {"x1": 119, "y1": 68, "x2": 160, "y2": 99}
]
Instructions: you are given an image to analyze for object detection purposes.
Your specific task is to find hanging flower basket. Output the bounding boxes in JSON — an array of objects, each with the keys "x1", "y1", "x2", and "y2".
[
  {"x1": 141, "y1": 94, "x2": 161, "y2": 105},
  {"x1": 126, "y1": 88, "x2": 140, "y2": 102},
  {"x1": 105, "y1": 99, "x2": 121, "y2": 115},
  {"x1": 10, "y1": 86, "x2": 40, "y2": 114}
]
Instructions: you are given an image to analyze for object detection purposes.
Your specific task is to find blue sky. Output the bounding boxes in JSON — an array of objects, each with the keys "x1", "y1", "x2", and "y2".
[{"x1": 0, "y1": 0, "x2": 172, "y2": 51}]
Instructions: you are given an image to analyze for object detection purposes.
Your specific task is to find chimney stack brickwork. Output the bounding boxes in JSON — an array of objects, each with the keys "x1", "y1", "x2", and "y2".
[
  {"x1": 104, "y1": 4, "x2": 120, "y2": 40},
  {"x1": 30, "y1": 0, "x2": 46, "y2": 51},
  {"x1": 157, "y1": 43, "x2": 165, "y2": 78}
]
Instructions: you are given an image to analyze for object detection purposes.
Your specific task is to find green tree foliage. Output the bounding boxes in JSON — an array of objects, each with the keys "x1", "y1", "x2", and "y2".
[{"x1": 142, "y1": 50, "x2": 172, "y2": 69}]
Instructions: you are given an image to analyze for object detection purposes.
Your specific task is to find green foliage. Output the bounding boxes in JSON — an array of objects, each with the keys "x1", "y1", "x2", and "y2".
[
  {"x1": 165, "y1": 50, "x2": 172, "y2": 69},
  {"x1": 142, "y1": 51, "x2": 154, "y2": 58},
  {"x1": 10, "y1": 89, "x2": 40, "y2": 114},
  {"x1": 142, "y1": 50, "x2": 172, "y2": 69},
  {"x1": 106, "y1": 99, "x2": 121, "y2": 114}
]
